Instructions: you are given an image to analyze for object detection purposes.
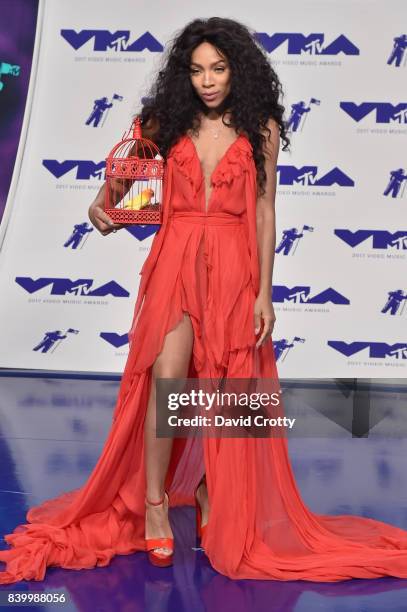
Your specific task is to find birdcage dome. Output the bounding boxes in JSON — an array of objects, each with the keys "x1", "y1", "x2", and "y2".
[{"x1": 104, "y1": 116, "x2": 164, "y2": 225}]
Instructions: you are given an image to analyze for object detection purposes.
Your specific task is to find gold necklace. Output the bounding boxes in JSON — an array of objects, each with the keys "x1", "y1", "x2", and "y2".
[
  {"x1": 207, "y1": 122, "x2": 225, "y2": 139},
  {"x1": 191, "y1": 113, "x2": 230, "y2": 140}
]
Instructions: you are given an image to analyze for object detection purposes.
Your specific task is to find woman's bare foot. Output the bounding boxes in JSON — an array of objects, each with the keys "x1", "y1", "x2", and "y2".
[{"x1": 145, "y1": 493, "x2": 173, "y2": 556}]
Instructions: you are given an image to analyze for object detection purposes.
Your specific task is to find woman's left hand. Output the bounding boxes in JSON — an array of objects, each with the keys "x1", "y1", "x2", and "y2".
[{"x1": 254, "y1": 292, "x2": 276, "y2": 349}]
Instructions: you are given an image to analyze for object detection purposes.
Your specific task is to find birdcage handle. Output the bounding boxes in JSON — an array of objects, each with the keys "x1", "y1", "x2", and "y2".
[
  {"x1": 121, "y1": 116, "x2": 142, "y2": 141},
  {"x1": 132, "y1": 116, "x2": 142, "y2": 139}
]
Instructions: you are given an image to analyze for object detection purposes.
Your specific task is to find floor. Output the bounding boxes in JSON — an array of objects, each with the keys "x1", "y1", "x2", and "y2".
[{"x1": 0, "y1": 374, "x2": 407, "y2": 612}]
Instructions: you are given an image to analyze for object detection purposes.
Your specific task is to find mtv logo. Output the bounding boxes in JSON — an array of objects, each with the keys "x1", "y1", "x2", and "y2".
[
  {"x1": 255, "y1": 33, "x2": 359, "y2": 55},
  {"x1": 100, "y1": 332, "x2": 129, "y2": 348},
  {"x1": 277, "y1": 165, "x2": 354, "y2": 187},
  {"x1": 60, "y1": 29, "x2": 163, "y2": 52},
  {"x1": 43, "y1": 160, "x2": 106, "y2": 180},
  {"x1": 125, "y1": 225, "x2": 159, "y2": 240},
  {"x1": 335, "y1": 229, "x2": 407, "y2": 250},
  {"x1": 340, "y1": 102, "x2": 407, "y2": 124},
  {"x1": 272, "y1": 286, "x2": 350, "y2": 305},
  {"x1": 16, "y1": 277, "x2": 130, "y2": 297},
  {"x1": 328, "y1": 341, "x2": 407, "y2": 359}
]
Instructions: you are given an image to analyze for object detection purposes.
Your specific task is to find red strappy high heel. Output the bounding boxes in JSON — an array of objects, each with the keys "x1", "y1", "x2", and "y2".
[
  {"x1": 145, "y1": 490, "x2": 174, "y2": 567},
  {"x1": 194, "y1": 474, "x2": 208, "y2": 540}
]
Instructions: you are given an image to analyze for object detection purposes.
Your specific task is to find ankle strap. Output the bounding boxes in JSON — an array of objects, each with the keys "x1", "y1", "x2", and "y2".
[{"x1": 145, "y1": 491, "x2": 168, "y2": 506}]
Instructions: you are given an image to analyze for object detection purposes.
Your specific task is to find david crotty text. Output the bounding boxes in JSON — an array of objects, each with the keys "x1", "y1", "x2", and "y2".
[{"x1": 167, "y1": 415, "x2": 296, "y2": 429}]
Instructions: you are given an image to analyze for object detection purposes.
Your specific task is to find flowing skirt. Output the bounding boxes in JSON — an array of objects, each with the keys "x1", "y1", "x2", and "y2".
[{"x1": 1, "y1": 214, "x2": 407, "y2": 584}]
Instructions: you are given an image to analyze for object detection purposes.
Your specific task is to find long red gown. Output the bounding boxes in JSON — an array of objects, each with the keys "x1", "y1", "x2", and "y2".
[{"x1": 1, "y1": 133, "x2": 407, "y2": 584}]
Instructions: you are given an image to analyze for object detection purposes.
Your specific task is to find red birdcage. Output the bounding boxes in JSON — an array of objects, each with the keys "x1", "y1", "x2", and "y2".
[{"x1": 104, "y1": 116, "x2": 164, "y2": 224}]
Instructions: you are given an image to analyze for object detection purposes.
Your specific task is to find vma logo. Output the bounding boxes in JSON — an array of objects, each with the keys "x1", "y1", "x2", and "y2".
[
  {"x1": 329, "y1": 341, "x2": 407, "y2": 360},
  {"x1": 255, "y1": 33, "x2": 359, "y2": 55},
  {"x1": 43, "y1": 160, "x2": 105, "y2": 180},
  {"x1": 125, "y1": 225, "x2": 159, "y2": 241},
  {"x1": 273, "y1": 286, "x2": 350, "y2": 305},
  {"x1": 335, "y1": 230, "x2": 407, "y2": 250},
  {"x1": 100, "y1": 332, "x2": 129, "y2": 348},
  {"x1": 16, "y1": 277, "x2": 129, "y2": 297},
  {"x1": 60, "y1": 30, "x2": 163, "y2": 52},
  {"x1": 277, "y1": 166, "x2": 354, "y2": 187},
  {"x1": 340, "y1": 102, "x2": 407, "y2": 124}
]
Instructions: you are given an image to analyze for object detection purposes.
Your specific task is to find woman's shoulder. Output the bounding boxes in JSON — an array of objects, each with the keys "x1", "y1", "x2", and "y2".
[{"x1": 260, "y1": 117, "x2": 280, "y2": 142}]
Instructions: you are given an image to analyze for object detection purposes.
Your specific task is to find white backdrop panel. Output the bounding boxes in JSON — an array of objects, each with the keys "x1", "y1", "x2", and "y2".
[{"x1": 0, "y1": 0, "x2": 405, "y2": 376}]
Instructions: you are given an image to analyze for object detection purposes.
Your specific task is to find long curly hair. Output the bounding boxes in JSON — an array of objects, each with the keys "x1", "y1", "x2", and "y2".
[{"x1": 137, "y1": 17, "x2": 290, "y2": 198}]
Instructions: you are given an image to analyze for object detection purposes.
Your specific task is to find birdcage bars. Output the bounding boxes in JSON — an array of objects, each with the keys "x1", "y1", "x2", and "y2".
[{"x1": 104, "y1": 116, "x2": 164, "y2": 224}]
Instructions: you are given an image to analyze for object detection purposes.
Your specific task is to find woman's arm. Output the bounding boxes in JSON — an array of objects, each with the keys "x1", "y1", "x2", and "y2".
[{"x1": 254, "y1": 117, "x2": 280, "y2": 347}]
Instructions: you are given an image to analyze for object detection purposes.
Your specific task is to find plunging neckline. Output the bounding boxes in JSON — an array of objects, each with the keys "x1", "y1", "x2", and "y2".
[{"x1": 185, "y1": 133, "x2": 243, "y2": 213}]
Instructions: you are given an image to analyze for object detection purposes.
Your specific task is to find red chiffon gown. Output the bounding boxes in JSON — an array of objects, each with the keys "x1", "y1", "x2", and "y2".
[{"x1": 1, "y1": 132, "x2": 407, "y2": 584}]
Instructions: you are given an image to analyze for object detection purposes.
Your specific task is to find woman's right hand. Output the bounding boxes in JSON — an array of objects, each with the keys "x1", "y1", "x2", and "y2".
[{"x1": 88, "y1": 201, "x2": 123, "y2": 236}]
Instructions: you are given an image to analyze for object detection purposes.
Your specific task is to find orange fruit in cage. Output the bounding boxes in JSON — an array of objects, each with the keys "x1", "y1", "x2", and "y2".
[{"x1": 104, "y1": 116, "x2": 164, "y2": 224}]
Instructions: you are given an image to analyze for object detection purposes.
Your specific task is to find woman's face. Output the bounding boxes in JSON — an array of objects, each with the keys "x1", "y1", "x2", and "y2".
[{"x1": 189, "y1": 42, "x2": 232, "y2": 109}]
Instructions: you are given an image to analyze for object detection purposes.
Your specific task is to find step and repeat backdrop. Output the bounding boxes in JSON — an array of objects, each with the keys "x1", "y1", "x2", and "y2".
[{"x1": 0, "y1": 0, "x2": 405, "y2": 376}]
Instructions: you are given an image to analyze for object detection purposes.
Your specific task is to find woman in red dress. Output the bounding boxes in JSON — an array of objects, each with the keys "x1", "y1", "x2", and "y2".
[{"x1": 1, "y1": 16, "x2": 407, "y2": 584}]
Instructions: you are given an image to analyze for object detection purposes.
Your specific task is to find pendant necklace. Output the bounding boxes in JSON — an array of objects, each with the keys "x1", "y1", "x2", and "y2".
[{"x1": 208, "y1": 124, "x2": 223, "y2": 139}]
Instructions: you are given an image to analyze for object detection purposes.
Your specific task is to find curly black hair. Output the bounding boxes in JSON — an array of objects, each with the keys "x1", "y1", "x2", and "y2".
[{"x1": 136, "y1": 16, "x2": 290, "y2": 198}]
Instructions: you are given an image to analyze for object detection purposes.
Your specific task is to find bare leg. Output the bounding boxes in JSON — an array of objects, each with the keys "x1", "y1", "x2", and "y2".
[
  {"x1": 196, "y1": 478, "x2": 209, "y2": 528},
  {"x1": 144, "y1": 313, "x2": 194, "y2": 555}
]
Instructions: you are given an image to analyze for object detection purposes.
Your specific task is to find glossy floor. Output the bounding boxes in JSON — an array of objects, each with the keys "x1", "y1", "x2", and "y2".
[{"x1": 0, "y1": 375, "x2": 407, "y2": 612}]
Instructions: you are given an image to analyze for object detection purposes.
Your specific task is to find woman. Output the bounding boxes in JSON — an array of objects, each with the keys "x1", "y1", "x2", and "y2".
[{"x1": 1, "y1": 16, "x2": 407, "y2": 584}]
